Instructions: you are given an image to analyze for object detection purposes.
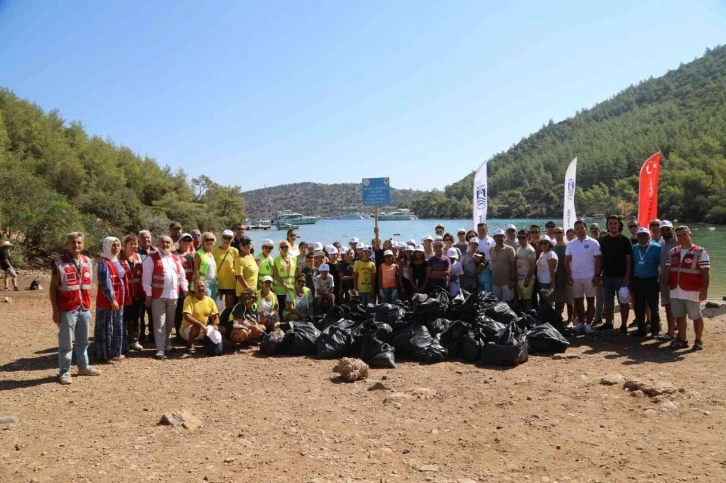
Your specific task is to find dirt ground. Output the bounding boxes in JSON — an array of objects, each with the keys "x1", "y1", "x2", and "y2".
[{"x1": 1, "y1": 273, "x2": 726, "y2": 483}]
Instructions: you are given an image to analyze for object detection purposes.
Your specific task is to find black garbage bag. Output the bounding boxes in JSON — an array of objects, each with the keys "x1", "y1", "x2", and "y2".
[
  {"x1": 360, "y1": 331, "x2": 396, "y2": 368},
  {"x1": 476, "y1": 291, "x2": 499, "y2": 309},
  {"x1": 372, "y1": 321, "x2": 393, "y2": 341},
  {"x1": 485, "y1": 301, "x2": 519, "y2": 324},
  {"x1": 279, "y1": 322, "x2": 321, "y2": 356},
  {"x1": 260, "y1": 328, "x2": 286, "y2": 356},
  {"x1": 527, "y1": 323, "x2": 570, "y2": 354},
  {"x1": 409, "y1": 293, "x2": 429, "y2": 311},
  {"x1": 459, "y1": 330, "x2": 484, "y2": 362},
  {"x1": 421, "y1": 334, "x2": 448, "y2": 364},
  {"x1": 425, "y1": 318, "x2": 452, "y2": 336},
  {"x1": 374, "y1": 303, "x2": 405, "y2": 325},
  {"x1": 515, "y1": 310, "x2": 539, "y2": 332},
  {"x1": 314, "y1": 306, "x2": 346, "y2": 331},
  {"x1": 392, "y1": 323, "x2": 435, "y2": 360},
  {"x1": 338, "y1": 302, "x2": 369, "y2": 322},
  {"x1": 448, "y1": 289, "x2": 475, "y2": 321},
  {"x1": 475, "y1": 314, "x2": 507, "y2": 340},
  {"x1": 478, "y1": 323, "x2": 528, "y2": 366},
  {"x1": 536, "y1": 305, "x2": 569, "y2": 333},
  {"x1": 439, "y1": 320, "x2": 471, "y2": 355},
  {"x1": 430, "y1": 288, "x2": 451, "y2": 315},
  {"x1": 316, "y1": 325, "x2": 354, "y2": 359}
]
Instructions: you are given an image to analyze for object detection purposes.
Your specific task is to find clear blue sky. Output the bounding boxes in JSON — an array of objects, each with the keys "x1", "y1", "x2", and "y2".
[{"x1": 1, "y1": 1, "x2": 724, "y2": 192}]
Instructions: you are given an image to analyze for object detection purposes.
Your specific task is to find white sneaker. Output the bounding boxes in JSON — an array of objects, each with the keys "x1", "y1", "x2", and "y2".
[
  {"x1": 154, "y1": 350, "x2": 166, "y2": 359},
  {"x1": 78, "y1": 366, "x2": 101, "y2": 376},
  {"x1": 585, "y1": 323, "x2": 593, "y2": 334},
  {"x1": 129, "y1": 341, "x2": 143, "y2": 352},
  {"x1": 59, "y1": 372, "x2": 72, "y2": 385},
  {"x1": 574, "y1": 322, "x2": 585, "y2": 332}
]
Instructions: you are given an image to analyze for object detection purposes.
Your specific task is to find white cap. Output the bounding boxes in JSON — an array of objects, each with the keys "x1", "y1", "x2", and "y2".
[
  {"x1": 349, "y1": 237, "x2": 359, "y2": 244},
  {"x1": 262, "y1": 275, "x2": 273, "y2": 283},
  {"x1": 327, "y1": 246, "x2": 338, "y2": 254},
  {"x1": 660, "y1": 220, "x2": 673, "y2": 228},
  {"x1": 319, "y1": 263, "x2": 330, "y2": 271},
  {"x1": 407, "y1": 239, "x2": 416, "y2": 245},
  {"x1": 384, "y1": 250, "x2": 393, "y2": 256},
  {"x1": 262, "y1": 239, "x2": 275, "y2": 247},
  {"x1": 405, "y1": 245, "x2": 414, "y2": 252},
  {"x1": 505, "y1": 224, "x2": 516, "y2": 230},
  {"x1": 493, "y1": 229, "x2": 505, "y2": 236},
  {"x1": 468, "y1": 237, "x2": 480, "y2": 244},
  {"x1": 222, "y1": 229, "x2": 234, "y2": 237},
  {"x1": 433, "y1": 239, "x2": 444, "y2": 246},
  {"x1": 362, "y1": 246, "x2": 372, "y2": 253},
  {"x1": 312, "y1": 242, "x2": 323, "y2": 251},
  {"x1": 446, "y1": 248, "x2": 459, "y2": 259},
  {"x1": 340, "y1": 246, "x2": 350, "y2": 254},
  {"x1": 434, "y1": 235, "x2": 443, "y2": 241},
  {"x1": 538, "y1": 235, "x2": 553, "y2": 244},
  {"x1": 457, "y1": 228, "x2": 466, "y2": 234},
  {"x1": 314, "y1": 251, "x2": 325, "y2": 257},
  {"x1": 618, "y1": 286, "x2": 631, "y2": 304},
  {"x1": 414, "y1": 244, "x2": 424, "y2": 253},
  {"x1": 422, "y1": 235, "x2": 433, "y2": 242},
  {"x1": 636, "y1": 227, "x2": 650, "y2": 235},
  {"x1": 180, "y1": 233, "x2": 192, "y2": 241},
  {"x1": 356, "y1": 242, "x2": 365, "y2": 249}
]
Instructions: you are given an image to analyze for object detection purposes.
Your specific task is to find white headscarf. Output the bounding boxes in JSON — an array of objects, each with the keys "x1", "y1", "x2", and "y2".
[{"x1": 101, "y1": 237, "x2": 120, "y2": 262}]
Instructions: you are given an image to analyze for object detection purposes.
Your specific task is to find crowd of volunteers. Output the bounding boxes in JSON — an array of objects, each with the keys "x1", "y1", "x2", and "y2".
[{"x1": 47, "y1": 217, "x2": 710, "y2": 384}]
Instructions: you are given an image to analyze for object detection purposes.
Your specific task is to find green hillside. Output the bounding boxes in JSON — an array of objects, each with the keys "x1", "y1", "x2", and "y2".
[
  {"x1": 402, "y1": 45, "x2": 726, "y2": 222},
  {"x1": 243, "y1": 182, "x2": 422, "y2": 219},
  {"x1": 0, "y1": 89, "x2": 246, "y2": 260}
]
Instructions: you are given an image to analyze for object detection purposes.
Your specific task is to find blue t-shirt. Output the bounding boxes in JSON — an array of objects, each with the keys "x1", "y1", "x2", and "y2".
[{"x1": 632, "y1": 242, "x2": 661, "y2": 279}]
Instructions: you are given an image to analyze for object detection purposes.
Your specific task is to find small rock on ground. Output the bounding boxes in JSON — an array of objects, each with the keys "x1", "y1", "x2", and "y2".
[
  {"x1": 368, "y1": 381, "x2": 391, "y2": 391},
  {"x1": 660, "y1": 400, "x2": 678, "y2": 412},
  {"x1": 0, "y1": 415, "x2": 20, "y2": 428},
  {"x1": 600, "y1": 374, "x2": 625, "y2": 385},
  {"x1": 159, "y1": 411, "x2": 202, "y2": 430}
]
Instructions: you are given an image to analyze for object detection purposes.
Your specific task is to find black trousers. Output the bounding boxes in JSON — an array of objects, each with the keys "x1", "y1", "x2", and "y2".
[{"x1": 632, "y1": 276, "x2": 660, "y2": 333}]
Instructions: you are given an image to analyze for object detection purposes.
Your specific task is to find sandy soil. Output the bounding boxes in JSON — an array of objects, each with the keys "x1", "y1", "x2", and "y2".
[{"x1": 1, "y1": 273, "x2": 725, "y2": 483}]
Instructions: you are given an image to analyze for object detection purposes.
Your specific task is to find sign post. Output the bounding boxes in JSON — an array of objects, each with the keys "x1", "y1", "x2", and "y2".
[{"x1": 362, "y1": 178, "x2": 390, "y2": 243}]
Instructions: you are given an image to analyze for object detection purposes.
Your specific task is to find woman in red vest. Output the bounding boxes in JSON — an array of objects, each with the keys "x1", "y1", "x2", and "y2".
[
  {"x1": 94, "y1": 237, "x2": 131, "y2": 361},
  {"x1": 119, "y1": 234, "x2": 144, "y2": 352}
]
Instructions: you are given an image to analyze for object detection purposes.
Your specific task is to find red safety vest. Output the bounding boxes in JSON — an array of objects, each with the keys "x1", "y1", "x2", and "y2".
[
  {"x1": 150, "y1": 251, "x2": 184, "y2": 299},
  {"x1": 54, "y1": 254, "x2": 93, "y2": 313},
  {"x1": 95, "y1": 258, "x2": 132, "y2": 310},
  {"x1": 119, "y1": 252, "x2": 145, "y2": 300},
  {"x1": 669, "y1": 245, "x2": 705, "y2": 292},
  {"x1": 174, "y1": 250, "x2": 194, "y2": 284}
]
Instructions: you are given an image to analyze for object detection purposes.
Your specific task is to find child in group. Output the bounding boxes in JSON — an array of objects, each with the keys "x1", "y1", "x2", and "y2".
[
  {"x1": 1, "y1": 241, "x2": 19, "y2": 291},
  {"x1": 447, "y1": 248, "x2": 464, "y2": 296},
  {"x1": 314, "y1": 264, "x2": 335, "y2": 312},
  {"x1": 476, "y1": 252, "x2": 492, "y2": 292},
  {"x1": 300, "y1": 253, "x2": 318, "y2": 292},
  {"x1": 353, "y1": 246, "x2": 376, "y2": 305},
  {"x1": 378, "y1": 250, "x2": 399, "y2": 303}
]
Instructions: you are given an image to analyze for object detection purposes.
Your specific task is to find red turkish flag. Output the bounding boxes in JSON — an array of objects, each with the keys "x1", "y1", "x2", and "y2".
[{"x1": 638, "y1": 152, "x2": 661, "y2": 229}]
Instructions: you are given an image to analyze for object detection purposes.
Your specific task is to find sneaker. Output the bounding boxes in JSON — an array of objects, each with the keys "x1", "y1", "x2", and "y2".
[
  {"x1": 78, "y1": 366, "x2": 101, "y2": 376},
  {"x1": 111, "y1": 355, "x2": 125, "y2": 361},
  {"x1": 693, "y1": 340, "x2": 704, "y2": 351},
  {"x1": 596, "y1": 322, "x2": 614, "y2": 331},
  {"x1": 128, "y1": 341, "x2": 143, "y2": 352},
  {"x1": 574, "y1": 322, "x2": 585, "y2": 332},
  {"x1": 154, "y1": 350, "x2": 166, "y2": 360},
  {"x1": 58, "y1": 372, "x2": 72, "y2": 385},
  {"x1": 670, "y1": 338, "x2": 689, "y2": 350},
  {"x1": 584, "y1": 323, "x2": 593, "y2": 334}
]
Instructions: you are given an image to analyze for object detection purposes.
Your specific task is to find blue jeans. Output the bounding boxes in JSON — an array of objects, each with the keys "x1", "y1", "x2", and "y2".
[
  {"x1": 379, "y1": 288, "x2": 399, "y2": 304},
  {"x1": 58, "y1": 309, "x2": 91, "y2": 375},
  {"x1": 360, "y1": 292, "x2": 375, "y2": 306}
]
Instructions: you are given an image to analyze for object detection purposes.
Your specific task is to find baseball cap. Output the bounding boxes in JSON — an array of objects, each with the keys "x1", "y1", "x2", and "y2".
[
  {"x1": 383, "y1": 250, "x2": 393, "y2": 256},
  {"x1": 505, "y1": 224, "x2": 516, "y2": 231},
  {"x1": 407, "y1": 239, "x2": 416, "y2": 245},
  {"x1": 314, "y1": 251, "x2": 325, "y2": 257},
  {"x1": 356, "y1": 242, "x2": 365, "y2": 249},
  {"x1": 340, "y1": 246, "x2": 350, "y2": 254},
  {"x1": 362, "y1": 246, "x2": 372, "y2": 253},
  {"x1": 312, "y1": 242, "x2": 323, "y2": 251},
  {"x1": 262, "y1": 239, "x2": 274, "y2": 247},
  {"x1": 636, "y1": 227, "x2": 650, "y2": 235},
  {"x1": 222, "y1": 229, "x2": 234, "y2": 237},
  {"x1": 180, "y1": 233, "x2": 192, "y2": 241},
  {"x1": 446, "y1": 248, "x2": 459, "y2": 259},
  {"x1": 433, "y1": 239, "x2": 444, "y2": 246},
  {"x1": 327, "y1": 246, "x2": 338, "y2": 254},
  {"x1": 404, "y1": 245, "x2": 414, "y2": 252},
  {"x1": 468, "y1": 237, "x2": 480, "y2": 244},
  {"x1": 319, "y1": 263, "x2": 330, "y2": 271},
  {"x1": 660, "y1": 220, "x2": 674, "y2": 229},
  {"x1": 170, "y1": 221, "x2": 182, "y2": 229},
  {"x1": 422, "y1": 235, "x2": 434, "y2": 242},
  {"x1": 493, "y1": 229, "x2": 505, "y2": 236},
  {"x1": 457, "y1": 228, "x2": 466, "y2": 234},
  {"x1": 435, "y1": 224, "x2": 444, "y2": 229},
  {"x1": 349, "y1": 237, "x2": 359, "y2": 244},
  {"x1": 262, "y1": 275, "x2": 273, "y2": 283},
  {"x1": 538, "y1": 235, "x2": 553, "y2": 244}
]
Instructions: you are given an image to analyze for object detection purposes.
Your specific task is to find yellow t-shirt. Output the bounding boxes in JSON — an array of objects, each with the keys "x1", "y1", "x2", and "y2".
[
  {"x1": 235, "y1": 254, "x2": 259, "y2": 296},
  {"x1": 212, "y1": 246, "x2": 239, "y2": 290},
  {"x1": 181, "y1": 295, "x2": 219, "y2": 333},
  {"x1": 353, "y1": 260, "x2": 377, "y2": 294}
]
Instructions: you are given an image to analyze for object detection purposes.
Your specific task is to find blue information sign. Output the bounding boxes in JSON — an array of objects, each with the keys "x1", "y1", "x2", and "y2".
[{"x1": 361, "y1": 177, "x2": 390, "y2": 206}]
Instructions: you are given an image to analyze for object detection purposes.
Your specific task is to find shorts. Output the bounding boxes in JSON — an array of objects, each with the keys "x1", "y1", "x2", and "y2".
[
  {"x1": 181, "y1": 325, "x2": 206, "y2": 341},
  {"x1": 4, "y1": 268, "x2": 17, "y2": 277},
  {"x1": 601, "y1": 276, "x2": 624, "y2": 305},
  {"x1": 217, "y1": 288, "x2": 236, "y2": 296},
  {"x1": 571, "y1": 278, "x2": 596, "y2": 299},
  {"x1": 492, "y1": 285, "x2": 514, "y2": 302},
  {"x1": 517, "y1": 279, "x2": 534, "y2": 300},
  {"x1": 670, "y1": 298, "x2": 702, "y2": 320}
]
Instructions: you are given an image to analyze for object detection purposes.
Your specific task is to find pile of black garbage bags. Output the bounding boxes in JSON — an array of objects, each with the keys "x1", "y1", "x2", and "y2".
[{"x1": 260, "y1": 288, "x2": 571, "y2": 368}]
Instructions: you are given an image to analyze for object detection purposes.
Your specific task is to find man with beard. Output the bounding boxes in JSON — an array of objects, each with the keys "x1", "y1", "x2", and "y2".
[
  {"x1": 655, "y1": 221, "x2": 679, "y2": 342},
  {"x1": 597, "y1": 215, "x2": 632, "y2": 333}
]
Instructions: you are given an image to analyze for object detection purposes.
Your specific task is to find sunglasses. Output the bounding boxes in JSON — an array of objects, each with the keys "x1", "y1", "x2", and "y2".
[
  {"x1": 280, "y1": 246, "x2": 288, "y2": 250},
  {"x1": 203, "y1": 238, "x2": 215, "y2": 242},
  {"x1": 262, "y1": 246, "x2": 273, "y2": 249},
  {"x1": 222, "y1": 236, "x2": 233, "y2": 240},
  {"x1": 628, "y1": 224, "x2": 638, "y2": 228},
  {"x1": 530, "y1": 231, "x2": 540, "y2": 235}
]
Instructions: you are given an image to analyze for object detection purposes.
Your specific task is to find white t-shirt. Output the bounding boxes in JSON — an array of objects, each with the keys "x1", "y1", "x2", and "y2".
[
  {"x1": 477, "y1": 236, "x2": 494, "y2": 256},
  {"x1": 536, "y1": 250, "x2": 558, "y2": 284},
  {"x1": 448, "y1": 261, "x2": 464, "y2": 296},
  {"x1": 565, "y1": 236, "x2": 601, "y2": 279},
  {"x1": 515, "y1": 245, "x2": 536, "y2": 280},
  {"x1": 667, "y1": 247, "x2": 710, "y2": 302},
  {"x1": 313, "y1": 273, "x2": 335, "y2": 297}
]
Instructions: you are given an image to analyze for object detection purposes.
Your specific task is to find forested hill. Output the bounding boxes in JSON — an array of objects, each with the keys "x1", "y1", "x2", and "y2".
[
  {"x1": 401, "y1": 45, "x2": 726, "y2": 222},
  {"x1": 0, "y1": 89, "x2": 246, "y2": 259},
  {"x1": 243, "y1": 183, "x2": 422, "y2": 219}
]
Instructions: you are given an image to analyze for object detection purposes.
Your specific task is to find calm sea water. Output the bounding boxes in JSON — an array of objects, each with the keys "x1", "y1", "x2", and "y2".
[{"x1": 243, "y1": 219, "x2": 726, "y2": 300}]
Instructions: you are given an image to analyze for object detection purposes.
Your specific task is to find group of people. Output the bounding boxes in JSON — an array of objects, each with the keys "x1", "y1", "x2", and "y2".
[{"x1": 47, "y1": 218, "x2": 711, "y2": 385}]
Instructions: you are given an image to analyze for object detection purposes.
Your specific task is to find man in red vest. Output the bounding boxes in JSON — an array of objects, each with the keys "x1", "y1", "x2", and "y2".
[
  {"x1": 49, "y1": 232, "x2": 102, "y2": 385},
  {"x1": 663, "y1": 226, "x2": 710, "y2": 351}
]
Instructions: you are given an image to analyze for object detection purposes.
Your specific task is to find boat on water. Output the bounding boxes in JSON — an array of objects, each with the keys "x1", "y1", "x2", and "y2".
[
  {"x1": 246, "y1": 219, "x2": 272, "y2": 230},
  {"x1": 378, "y1": 209, "x2": 418, "y2": 221},
  {"x1": 335, "y1": 213, "x2": 368, "y2": 220},
  {"x1": 272, "y1": 210, "x2": 318, "y2": 225},
  {"x1": 275, "y1": 222, "x2": 299, "y2": 231}
]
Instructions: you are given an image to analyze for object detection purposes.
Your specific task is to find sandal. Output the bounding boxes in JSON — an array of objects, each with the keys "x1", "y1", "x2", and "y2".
[
  {"x1": 670, "y1": 338, "x2": 689, "y2": 350},
  {"x1": 655, "y1": 334, "x2": 674, "y2": 342},
  {"x1": 693, "y1": 340, "x2": 704, "y2": 351}
]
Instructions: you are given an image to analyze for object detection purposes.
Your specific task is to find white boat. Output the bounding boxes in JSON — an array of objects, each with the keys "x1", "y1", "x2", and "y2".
[
  {"x1": 335, "y1": 213, "x2": 367, "y2": 220},
  {"x1": 273, "y1": 210, "x2": 318, "y2": 225},
  {"x1": 378, "y1": 209, "x2": 418, "y2": 221}
]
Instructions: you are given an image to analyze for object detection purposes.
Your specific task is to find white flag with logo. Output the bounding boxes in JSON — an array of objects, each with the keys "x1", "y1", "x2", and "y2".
[
  {"x1": 563, "y1": 157, "x2": 577, "y2": 230},
  {"x1": 473, "y1": 161, "x2": 488, "y2": 228}
]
